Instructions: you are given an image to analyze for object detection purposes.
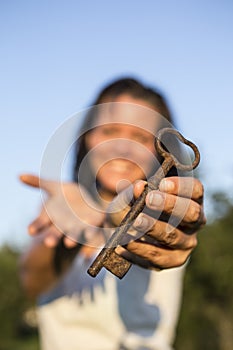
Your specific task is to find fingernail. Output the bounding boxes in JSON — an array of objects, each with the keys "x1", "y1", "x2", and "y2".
[
  {"x1": 134, "y1": 214, "x2": 145, "y2": 228},
  {"x1": 159, "y1": 179, "x2": 174, "y2": 192},
  {"x1": 148, "y1": 192, "x2": 164, "y2": 207}
]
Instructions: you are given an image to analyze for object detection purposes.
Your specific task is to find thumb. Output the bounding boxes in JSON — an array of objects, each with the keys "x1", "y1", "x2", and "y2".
[{"x1": 19, "y1": 174, "x2": 58, "y2": 194}]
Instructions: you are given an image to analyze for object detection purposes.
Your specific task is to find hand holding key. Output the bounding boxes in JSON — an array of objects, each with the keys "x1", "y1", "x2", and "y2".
[{"x1": 88, "y1": 128, "x2": 205, "y2": 278}]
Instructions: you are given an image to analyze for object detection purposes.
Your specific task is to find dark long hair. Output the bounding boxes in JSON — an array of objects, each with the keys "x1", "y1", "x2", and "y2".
[{"x1": 73, "y1": 77, "x2": 176, "y2": 195}]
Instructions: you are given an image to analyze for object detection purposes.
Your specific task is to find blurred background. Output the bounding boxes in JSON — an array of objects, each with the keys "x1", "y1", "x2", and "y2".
[{"x1": 0, "y1": 1, "x2": 232, "y2": 349}]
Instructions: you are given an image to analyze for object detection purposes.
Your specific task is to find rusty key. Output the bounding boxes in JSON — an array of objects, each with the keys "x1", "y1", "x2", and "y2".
[{"x1": 87, "y1": 128, "x2": 200, "y2": 279}]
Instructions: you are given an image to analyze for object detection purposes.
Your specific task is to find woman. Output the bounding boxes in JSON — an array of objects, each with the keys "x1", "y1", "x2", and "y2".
[{"x1": 20, "y1": 77, "x2": 205, "y2": 350}]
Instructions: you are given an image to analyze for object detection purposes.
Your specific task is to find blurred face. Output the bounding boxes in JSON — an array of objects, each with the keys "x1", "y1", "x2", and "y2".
[{"x1": 85, "y1": 94, "x2": 160, "y2": 197}]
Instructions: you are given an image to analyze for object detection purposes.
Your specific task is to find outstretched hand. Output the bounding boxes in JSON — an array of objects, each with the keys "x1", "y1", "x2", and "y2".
[
  {"x1": 19, "y1": 174, "x2": 105, "y2": 248},
  {"x1": 20, "y1": 174, "x2": 206, "y2": 270}
]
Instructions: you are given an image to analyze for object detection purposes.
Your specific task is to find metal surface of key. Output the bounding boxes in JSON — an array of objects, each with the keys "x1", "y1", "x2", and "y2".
[{"x1": 87, "y1": 128, "x2": 200, "y2": 279}]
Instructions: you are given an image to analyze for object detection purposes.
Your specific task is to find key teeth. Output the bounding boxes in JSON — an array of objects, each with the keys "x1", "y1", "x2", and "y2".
[
  {"x1": 103, "y1": 250, "x2": 132, "y2": 279},
  {"x1": 104, "y1": 251, "x2": 132, "y2": 278},
  {"x1": 87, "y1": 250, "x2": 132, "y2": 279}
]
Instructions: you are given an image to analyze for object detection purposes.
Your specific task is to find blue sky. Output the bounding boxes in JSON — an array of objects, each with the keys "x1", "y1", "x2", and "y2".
[{"x1": 1, "y1": 0, "x2": 233, "y2": 246}]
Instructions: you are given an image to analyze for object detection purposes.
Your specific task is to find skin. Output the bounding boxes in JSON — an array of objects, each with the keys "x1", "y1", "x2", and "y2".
[
  {"x1": 85, "y1": 125, "x2": 156, "y2": 199},
  {"x1": 19, "y1": 94, "x2": 206, "y2": 297}
]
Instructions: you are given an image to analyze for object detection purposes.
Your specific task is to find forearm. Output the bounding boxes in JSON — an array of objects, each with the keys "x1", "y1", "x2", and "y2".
[{"x1": 19, "y1": 238, "x2": 58, "y2": 299}]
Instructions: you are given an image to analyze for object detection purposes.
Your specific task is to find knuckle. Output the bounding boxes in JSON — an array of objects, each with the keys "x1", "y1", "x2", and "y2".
[
  {"x1": 175, "y1": 251, "x2": 191, "y2": 267},
  {"x1": 197, "y1": 180, "x2": 204, "y2": 195},
  {"x1": 151, "y1": 223, "x2": 177, "y2": 246},
  {"x1": 189, "y1": 202, "x2": 201, "y2": 222},
  {"x1": 147, "y1": 247, "x2": 161, "y2": 259},
  {"x1": 185, "y1": 235, "x2": 198, "y2": 250},
  {"x1": 162, "y1": 228, "x2": 177, "y2": 245},
  {"x1": 143, "y1": 247, "x2": 163, "y2": 267},
  {"x1": 150, "y1": 221, "x2": 184, "y2": 247},
  {"x1": 194, "y1": 180, "x2": 204, "y2": 199}
]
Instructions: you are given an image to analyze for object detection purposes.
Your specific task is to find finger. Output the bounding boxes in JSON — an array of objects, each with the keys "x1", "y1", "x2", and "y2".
[
  {"x1": 124, "y1": 240, "x2": 193, "y2": 269},
  {"x1": 19, "y1": 174, "x2": 41, "y2": 188},
  {"x1": 146, "y1": 190, "x2": 203, "y2": 224},
  {"x1": 115, "y1": 246, "x2": 154, "y2": 269},
  {"x1": 28, "y1": 209, "x2": 51, "y2": 235},
  {"x1": 43, "y1": 225, "x2": 63, "y2": 247},
  {"x1": 133, "y1": 180, "x2": 148, "y2": 198},
  {"x1": 178, "y1": 210, "x2": 207, "y2": 233},
  {"x1": 63, "y1": 236, "x2": 79, "y2": 248},
  {"x1": 133, "y1": 214, "x2": 197, "y2": 249},
  {"x1": 132, "y1": 213, "x2": 155, "y2": 233},
  {"x1": 159, "y1": 177, "x2": 204, "y2": 202},
  {"x1": 19, "y1": 173, "x2": 58, "y2": 194}
]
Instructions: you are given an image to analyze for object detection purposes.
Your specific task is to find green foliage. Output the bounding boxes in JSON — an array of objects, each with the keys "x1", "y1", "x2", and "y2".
[
  {"x1": 175, "y1": 192, "x2": 233, "y2": 350},
  {"x1": 0, "y1": 245, "x2": 39, "y2": 350}
]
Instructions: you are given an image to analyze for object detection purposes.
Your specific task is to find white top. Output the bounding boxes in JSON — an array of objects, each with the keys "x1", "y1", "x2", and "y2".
[{"x1": 37, "y1": 254, "x2": 185, "y2": 350}]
